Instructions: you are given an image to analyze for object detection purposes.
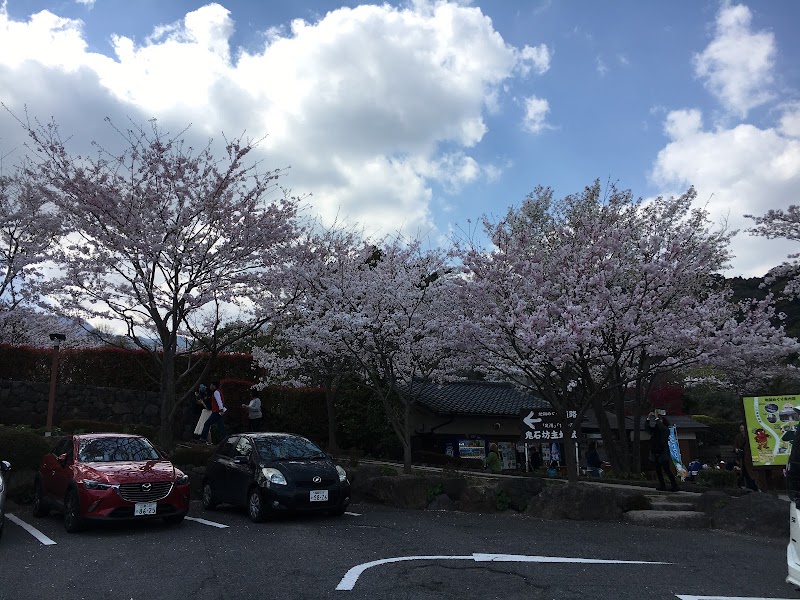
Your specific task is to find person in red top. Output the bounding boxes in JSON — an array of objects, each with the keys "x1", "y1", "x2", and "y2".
[{"x1": 200, "y1": 380, "x2": 227, "y2": 444}]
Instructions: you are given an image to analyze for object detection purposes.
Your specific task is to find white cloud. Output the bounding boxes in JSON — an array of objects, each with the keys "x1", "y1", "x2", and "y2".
[
  {"x1": 75, "y1": 0, "x2": 96, "y2": 6},
  {"x1": 0, "y1": 2, "x2": 544, "y2": 239},
  {"x1": 651, "y1": 109, "x2": 800, "y2": 277},
  {"x1": 595, "y1": 56, "x2": 607, "y2": 77},
  {"x1": 522, "y1": 95, "x2": 550, "y2": 134},
  {"x1": 517, "y1": 44, "x2": 551, "y2": 76},
  {"x1": 779, "y1": 102, "x2": 800, "y2": 138},
  {"x1": 693, "y1": 2, "x2": 776, "y2": 117}
]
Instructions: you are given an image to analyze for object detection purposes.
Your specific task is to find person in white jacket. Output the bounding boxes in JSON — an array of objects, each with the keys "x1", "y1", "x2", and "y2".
[{"x1": 242, "y1": 389, "x2": 263, "y2": 432}]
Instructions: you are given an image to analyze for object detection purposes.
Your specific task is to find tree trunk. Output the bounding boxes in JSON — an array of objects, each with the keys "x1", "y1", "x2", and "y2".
[
  {"x1": 158, "y1": 347, "x2": 177, "y2": 450},
  {"x1": 403, "y1": 401, "x2": 412, "y2": 474},
  {"x1": 613, "y1": 388, "x2": 631, "y2": 472},
  {"x1": 324, "y1": 383, "x2": 339, "y2": 455},
  {"x1": 591, "y1": 393, "x2": 623, "y2": 472}
]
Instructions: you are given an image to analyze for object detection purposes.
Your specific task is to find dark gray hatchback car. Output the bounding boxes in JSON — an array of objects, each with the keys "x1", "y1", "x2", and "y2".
[
  {"x1": 202, "y1": 432, "x2": 350, "y2": 522},
  {"x1": 0, "y1": 460, "x2": 11, "y2": 540}
]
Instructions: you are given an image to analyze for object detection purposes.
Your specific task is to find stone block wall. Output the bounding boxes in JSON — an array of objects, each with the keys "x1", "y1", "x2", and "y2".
[{"x1": 0, "y1": 379, "x2": 163, "y2": 428}]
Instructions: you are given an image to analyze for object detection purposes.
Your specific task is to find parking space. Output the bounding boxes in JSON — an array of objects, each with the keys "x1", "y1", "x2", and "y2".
[{"x1": 1, "y1": 502, "x2": 797, "y2": 600}]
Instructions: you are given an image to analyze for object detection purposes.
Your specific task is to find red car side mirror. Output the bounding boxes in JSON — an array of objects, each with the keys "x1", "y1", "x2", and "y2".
[{"x1": 56, "y1": 453, "x2": 68, "y2": 466}]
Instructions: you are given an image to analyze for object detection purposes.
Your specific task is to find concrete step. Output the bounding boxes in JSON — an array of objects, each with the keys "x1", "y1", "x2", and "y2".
[
  {"x1": 649, "y1": 501, "x2": 697, "y2": 511},
  {"x1": 624, "y1": 509, "x2": 711, "y2": 529}
]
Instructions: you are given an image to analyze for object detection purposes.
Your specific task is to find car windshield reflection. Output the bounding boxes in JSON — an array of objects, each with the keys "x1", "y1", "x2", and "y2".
[
  {"x1": 78, "y1": 437, "x2": 161, "y2": 463},
  {"x1": 255, "y1": 437, "x2": 326, "y2": 462}
]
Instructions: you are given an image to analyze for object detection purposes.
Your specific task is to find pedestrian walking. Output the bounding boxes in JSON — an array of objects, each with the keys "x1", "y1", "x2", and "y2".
[
  {"x1": 645, "y1": 411, "x2": 679, "y2": 492},
  {"x1": 585, "y1": 440, "x2": 603, "y2": 478},
  {"x1": 485, "y1": 443, "x2": 502, "y2": 473},
  {"x1": 242, "y1": 389, "x2": 263, "y2": 432},
  {"x1": 734, "y1": 423, "x2": 758, "y2": 491},
  {"x1": 200, "y1": 380, "x2": 227, "y2": 444},
  {"x1": 192, "y1": 384, "x2": 212, "y2": 442}
]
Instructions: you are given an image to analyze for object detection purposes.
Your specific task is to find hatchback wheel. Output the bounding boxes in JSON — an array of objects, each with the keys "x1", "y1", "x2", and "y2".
[
  {"x1": 32, "y1": 478, "x2": 49, "y2": 518},
  {"x1": 247, "y1": 487, "x2": 268, "y2": 523},
  {"x1": 201, "y1": 481, "x2": 218, "y2": 510},
  {"x1": 63, "y1": 489, "x2": 84, "y2": 533}
]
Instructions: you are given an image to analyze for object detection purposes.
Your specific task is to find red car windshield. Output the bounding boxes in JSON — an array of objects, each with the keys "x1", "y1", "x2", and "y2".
[{"x1": 77, "y1": 437, "x2": 161, "y2": 463}]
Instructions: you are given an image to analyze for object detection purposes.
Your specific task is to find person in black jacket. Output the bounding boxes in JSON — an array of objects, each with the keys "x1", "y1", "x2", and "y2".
[
  {"x1": 585, "y1": 440, "x2": 603, "y2": 477},
  {"x1": 645, "y1": 412, "x2": 678, "y2": 492}
]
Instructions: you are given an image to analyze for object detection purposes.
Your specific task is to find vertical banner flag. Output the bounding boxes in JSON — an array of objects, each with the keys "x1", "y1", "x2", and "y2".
[{"x1": 667, "y1": 425, "x2": 688, "y2": 481}]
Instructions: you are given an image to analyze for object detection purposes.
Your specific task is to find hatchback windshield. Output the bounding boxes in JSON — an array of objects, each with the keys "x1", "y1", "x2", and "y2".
[
  {"x1": 78, "y1": 437, "x2": 161, "y2": 462},
  {"x1": 255, "y1": 437, "x2": 326, "y2": 461}
]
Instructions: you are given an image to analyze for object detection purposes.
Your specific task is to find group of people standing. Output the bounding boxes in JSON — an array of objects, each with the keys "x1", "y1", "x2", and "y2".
[{"x1": 192, "y1": 381, "x2": 264, "y2": 444}]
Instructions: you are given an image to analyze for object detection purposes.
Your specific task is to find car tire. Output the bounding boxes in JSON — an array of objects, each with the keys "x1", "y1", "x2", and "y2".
[
  {"x1": 201, "y1": 480, "x2": 218, "y2": 510},
  {"x1": 32, "y1": 478, "x2": 49, "y2": 518},
  {"x1": 163, "y1": 514, "x2": 185, "y2": 526},
  {"x1": 63, "y1": 489, "x2": 84, "y2": 533},
  {"x1": 247, "y1": 487, "x2": 268, "y2": 523}
]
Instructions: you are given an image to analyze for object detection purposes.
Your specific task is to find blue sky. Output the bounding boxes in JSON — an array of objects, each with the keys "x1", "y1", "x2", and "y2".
[{"x1": 1, "y1": 0, "x2": 799, "y2": 277}]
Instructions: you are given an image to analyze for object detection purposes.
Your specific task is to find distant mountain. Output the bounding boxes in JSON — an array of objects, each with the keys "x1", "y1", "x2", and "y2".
[{"x1": 726, "y1": 275, "x2": 800, "y2": 339}]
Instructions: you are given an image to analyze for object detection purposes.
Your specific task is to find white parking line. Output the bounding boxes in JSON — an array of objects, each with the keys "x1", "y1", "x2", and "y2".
[
  {"x1": 676, "y1": 597, "x2": 800, "y2": 600},
  {"x1": 185, "y1": 516, "x2": 229, "y2": 529},
  {"x1": 336, "y1": 553, "x2": 670, "y2": 591},
  {"x1": 344, "y1": 511, "x2": 362, "y2": 516},
  {"x1": 6, "y1": 514, "x2": 57, "y2": 545}
]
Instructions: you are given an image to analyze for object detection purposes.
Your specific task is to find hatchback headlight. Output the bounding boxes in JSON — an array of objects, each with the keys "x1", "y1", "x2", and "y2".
[
  {"x1": 82, "y1": 479, "x2": 118, "y2": 491},
  {"x1": 335, "y1": 465, "x2": 348, "y2": 482},
  {"x1": 261, "y1": 467, "x2": 287, "y2": 487},
  {"x1": 175, "y1": 474, "x2": 190, "y2": 486}
]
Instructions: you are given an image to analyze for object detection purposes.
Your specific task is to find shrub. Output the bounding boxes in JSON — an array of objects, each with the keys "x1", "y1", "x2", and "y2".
[
  {"x1": 0, "y1": 425, "x2": 52, "y2": 470},
  {"x1": 691, "y1": 415, "x2": 739, "y2": 447},
  {"x1": 60, "y1": 420, "x2": 159, "y2": 442},
  {"x1": 427, "y1": 483, "x2": 444, "y2": 503},
  {"x1": 495, "y1": 488, "x2": 511, "y2": 511},
  {"x1": 698, "y1": 469, "x2": 739, "y2": 488},
  {"x1": 379, "y1": 465, "x2": 399, "y2": 476},
  {"x1": 170, "y1": 445, "x2": 216, "y2": 467}
]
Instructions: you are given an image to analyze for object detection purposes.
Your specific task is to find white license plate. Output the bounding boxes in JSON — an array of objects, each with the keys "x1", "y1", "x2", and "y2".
[
  {"x1": 134, "y1": 502, "x2": 157, "y2": 516},
  {"x1": 310, "y1": 490, "x2": 328, "y2": 502}
]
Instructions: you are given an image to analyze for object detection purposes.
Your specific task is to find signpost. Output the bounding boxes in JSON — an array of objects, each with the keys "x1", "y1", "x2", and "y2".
[
  {"x1": 520, "y1": 408, "x2": 580, "y2": 470},
  {"x1": 519, "y1": 409, "x2": 579, "y2": 442}
]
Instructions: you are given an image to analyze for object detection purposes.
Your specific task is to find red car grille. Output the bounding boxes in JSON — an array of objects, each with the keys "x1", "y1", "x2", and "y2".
[{"x1": 119, "y1": 482, "x2": 173, "y2": 502}]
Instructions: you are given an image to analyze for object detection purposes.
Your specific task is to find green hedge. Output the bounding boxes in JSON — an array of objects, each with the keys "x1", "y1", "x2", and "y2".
[
  {"x1": 698, "y1": 468, "x2": 739, "y2": 488},
  {"x1": 170, "y1": 444, "x2": 216, "y2": 467},
  {"x1": 0, "y1": 425, "x2": 53, "y2": 470},
  {"x1": 0, "y1": 345, "x2": 257, "y2": 391},
  {"x1": 691, "y1": 415, "x2": 739, "y2": 447},
  {"x1": 60, "y1": 420, "x2": 159, "y2": 442}
]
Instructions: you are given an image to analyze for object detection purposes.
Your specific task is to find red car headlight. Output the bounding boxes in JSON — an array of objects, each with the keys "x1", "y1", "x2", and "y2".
[{"x1": 175, "y1": 474, "x2": 190, "y2": 486}]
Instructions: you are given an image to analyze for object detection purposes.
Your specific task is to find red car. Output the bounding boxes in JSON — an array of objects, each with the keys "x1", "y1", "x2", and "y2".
[{"x1": 33, "y1": 433, "x2": 190, "y2": 532}]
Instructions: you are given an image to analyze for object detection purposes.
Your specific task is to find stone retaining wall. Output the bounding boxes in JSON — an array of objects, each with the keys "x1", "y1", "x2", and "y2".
[{"x1": 0, "y1": 379, "x2": 166, "y2": 428}]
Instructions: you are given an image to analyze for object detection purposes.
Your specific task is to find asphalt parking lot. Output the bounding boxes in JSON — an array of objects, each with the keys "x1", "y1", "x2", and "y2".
[{"x1": 1, "y1": 499, "x2": 797, "y2": 600}]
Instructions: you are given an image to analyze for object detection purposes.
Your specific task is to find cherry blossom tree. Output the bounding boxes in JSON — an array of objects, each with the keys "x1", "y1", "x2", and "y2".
[
  {"x1": 333, "y1": 237, "x2": 463, "y2": 473},
  {"x1": 457, "y1": 181, "x2": 798, "y2": 479},
  {"x1": 746, "y1": 205, "x2": 800, "y2": 298},
  {"x1": 260, "y1": 230, "x2": 463, "y2": 472},
  {"x1": 20, "y1": 116, "x2": 305, "y2": 448},
  {"x1": 0, "y1": 165, "x2": 62, "y2": 312},
  {"x1": 253, "y1": 226, "x2": 365, "y2": 454}
]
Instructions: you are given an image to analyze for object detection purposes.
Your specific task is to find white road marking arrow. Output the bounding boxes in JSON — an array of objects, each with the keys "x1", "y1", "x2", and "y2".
[
  {"x1": 336, "y1": 553, "x2": 670, "y2": 591},
  {"x1": 522, "y1": 411, "x2": 542, "y2": 429}
]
